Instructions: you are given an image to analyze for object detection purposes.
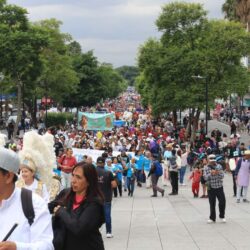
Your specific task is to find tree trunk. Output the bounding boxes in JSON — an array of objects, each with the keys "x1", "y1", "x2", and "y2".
[
  {"x1": 31, "y1": 95, "x2": 37, "y2": 128},
  {"x1": 191, "y1": 109, "x2": 201, "y2": 141},
  {"x1": 13, "y1": 78, "x2": 22, "y2": 138},
  {"x1": 5, "y1": 98, "x2": 8, "y2": 119},
  {"x1": 185, "y1": 108, "x2": 195, "y2": 140},
  {"x1": 172, "y1": 110, "x2": 177, "y2": 128}
]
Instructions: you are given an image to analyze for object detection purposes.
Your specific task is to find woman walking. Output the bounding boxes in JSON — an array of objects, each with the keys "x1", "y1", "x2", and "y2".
[{"x1": 49, "y1": 162, "x2": 105, "y2": 250}]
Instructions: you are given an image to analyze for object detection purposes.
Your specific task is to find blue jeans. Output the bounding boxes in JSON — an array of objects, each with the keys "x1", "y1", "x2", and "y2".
[
  {"x1": 104, "y1": 202, "x2": 112, "y2": 233},
  {"x1": 136, "y1": 170, "x2": 142, "y2": 183},
  {"x1": 127, "y1": 177, "x2": 135, "y2": 195},
  {"x1": 179, "y1": 166, "x2": 187, "y2": 184}
]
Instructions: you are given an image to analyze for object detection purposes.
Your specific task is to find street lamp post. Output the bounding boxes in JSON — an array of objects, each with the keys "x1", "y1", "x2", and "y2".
[
  {"x1": 192, "y1": 75, "x2": 208, "y2": 135},
  {"x1": 205, "y1": 77, "x2": 208, "y2": 135}
]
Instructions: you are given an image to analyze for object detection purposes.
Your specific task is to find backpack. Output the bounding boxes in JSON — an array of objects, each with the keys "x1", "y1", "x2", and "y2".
[
  {"x1": 21, "y1": 188, "x2": 35, "y2": 226},
  {"x1": 154, "y1": 160, "x2": 163, "y2": 177},
  {"x1": 169, "y1": 156, "x2": 177, "y2": 169},
  {"x1": 187, "y1": 152, "x2": 195, "y2": 165}
]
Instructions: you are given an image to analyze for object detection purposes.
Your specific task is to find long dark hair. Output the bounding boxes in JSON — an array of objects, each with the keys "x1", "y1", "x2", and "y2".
[{"x1": 60, "y1": 161, "x2": 104, "y2": 208}]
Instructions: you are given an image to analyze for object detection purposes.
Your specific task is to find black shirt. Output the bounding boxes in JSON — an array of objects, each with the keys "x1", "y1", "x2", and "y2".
[
  {"x1": 96, "y1": 166, "x2": 114, "y2": 202},
  {"x1": 54, "y1": 141, "x2": 64, "y2": 156}
]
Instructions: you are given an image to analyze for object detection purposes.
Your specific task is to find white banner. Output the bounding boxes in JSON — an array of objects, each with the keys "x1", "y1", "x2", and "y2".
[{"x1": 72, "y1": 148, "x2": 134, "y2": 163}]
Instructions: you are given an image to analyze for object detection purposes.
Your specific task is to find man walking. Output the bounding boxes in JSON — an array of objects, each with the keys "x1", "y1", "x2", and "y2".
[
  {"x1": 148, "y1": 154, "x2": 164, "y2": 197},
  {"x1": 58, "y1": 148, "x2": 77, "y2": 188},
  {"x1": 0, "y1": 147, "x2": 54, "y2": 250},
  {"x1": 96, "y1": 156, "x2": 117, "y2": 238},
  {"x1": 204, "y1": 154, "x2": 226, "y2": 223}
]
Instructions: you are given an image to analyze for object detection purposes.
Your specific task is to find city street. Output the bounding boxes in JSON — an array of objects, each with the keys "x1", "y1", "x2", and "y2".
[{"x1": 103, "y1": 172, "x2": 250, "y2": 250}]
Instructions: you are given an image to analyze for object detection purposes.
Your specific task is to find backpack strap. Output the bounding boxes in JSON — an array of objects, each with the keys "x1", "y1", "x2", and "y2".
[{"x1": 21, "y1": 188, "x2": 35, "y2": 226}]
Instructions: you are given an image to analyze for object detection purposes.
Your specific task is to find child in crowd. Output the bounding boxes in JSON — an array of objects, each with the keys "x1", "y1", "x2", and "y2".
[{"x1": 189, "y1": 166, "x2": 202, "y2": 198}]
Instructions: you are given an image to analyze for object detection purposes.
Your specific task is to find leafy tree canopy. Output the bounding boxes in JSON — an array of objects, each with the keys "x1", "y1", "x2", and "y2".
[{"x1": 137, "y1": 2, "x2": 250, "y2": 117}]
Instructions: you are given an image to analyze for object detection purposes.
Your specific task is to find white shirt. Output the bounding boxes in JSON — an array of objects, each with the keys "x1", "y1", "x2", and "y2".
[
  {"x1": 0, "y1": 187, "x2": 54, "y2": 250},
  {"x1": 181, "y1": 152, "x2": 188, "y2": 166},
  {"x1": 23, "y1": 179, "x2": 50, "y2": 204}
]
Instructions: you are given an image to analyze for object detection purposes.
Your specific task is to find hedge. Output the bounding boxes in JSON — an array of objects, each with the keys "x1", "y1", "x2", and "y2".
[{"x1": 46, "y1": 112, "x2": 74, "y2": 127}]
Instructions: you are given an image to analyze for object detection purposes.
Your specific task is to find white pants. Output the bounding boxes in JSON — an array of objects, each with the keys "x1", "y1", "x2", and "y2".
[
  {"x1": 61, "y1": 172, "x2": 72, "y2": 189},
  {"x1": 237, "y1": 185, "x2": 248, "y2": 200},
  {"x1": 162, "y1": 161, "x2": 169, "y2": 186}
]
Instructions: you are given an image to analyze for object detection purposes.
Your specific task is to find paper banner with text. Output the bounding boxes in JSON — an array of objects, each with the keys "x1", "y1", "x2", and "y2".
[{"x1": 72, "y1": 148, "x2": 135, "y2": 163}]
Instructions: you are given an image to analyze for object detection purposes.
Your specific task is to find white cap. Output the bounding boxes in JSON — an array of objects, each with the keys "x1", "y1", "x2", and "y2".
[
  {"x1": 208, "y1": 154, "x2": 216, "y2": 162},
  {"x1": 0, "y1": 148, "x2": 20, "y2": 174}
]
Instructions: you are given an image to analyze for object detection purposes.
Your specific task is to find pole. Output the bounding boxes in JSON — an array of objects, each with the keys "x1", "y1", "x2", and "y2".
[{"x1": 205, "y1": 78, "x2": 208, "y2": 135}]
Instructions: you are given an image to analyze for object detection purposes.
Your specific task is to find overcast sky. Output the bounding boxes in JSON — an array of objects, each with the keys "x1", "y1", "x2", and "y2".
[{"x1": 9, "y1": 0, "x2": 225, "y2": 67}]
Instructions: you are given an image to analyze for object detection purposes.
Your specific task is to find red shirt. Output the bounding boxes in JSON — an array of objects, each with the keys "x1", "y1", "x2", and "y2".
[
  {"x1": 73, "y1": 194, "x2": 85, "y2": 210},
  {"x1": 58, "y1": 155, "x2": 77, "y2": 173},
  {"x1": 190, "y1": 171, "x2": 201, "y2": 183}
]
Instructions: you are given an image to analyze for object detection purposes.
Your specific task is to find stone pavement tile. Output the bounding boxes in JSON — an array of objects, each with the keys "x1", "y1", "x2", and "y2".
[
  {"x1": 128, "y1": 248, "x2": 162, "y2": 250},
  {"x1": 102, "y1": 169, "x2": 250, "y2": 250},
  {"x1": 213, "y1": 220, "x2": 250, "y2": 249},
  {"x1": 162, "y1": 242, "x2": 198, "y2": 250},
  {"x1": 233, "y1": 218, "x2": 250, "y2": 231},
  {"x1": 185, "y1": 224, "x2": 236, "y2": 249}
]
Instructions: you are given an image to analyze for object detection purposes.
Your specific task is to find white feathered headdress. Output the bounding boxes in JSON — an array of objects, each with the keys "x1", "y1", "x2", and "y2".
[
  {"x1": 0, "y1": 133, "x2": 7, "y2": 147},
  {"x1": 19, "y1": 131, "x2": 56, "y2": 190}
]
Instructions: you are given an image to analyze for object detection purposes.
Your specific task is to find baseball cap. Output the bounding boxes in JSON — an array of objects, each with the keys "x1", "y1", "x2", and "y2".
[
  {"x1": 244, "y1": 150, "x2": 250, "y2": 155},
  {"x1": 208, "y1": 154, "x2": 216, "y2": 162},
  {"x1": 96, "y1": 157, "x2": 105, "y2": 164},
  {"x1": 0, "y1": 148, "x2": 20, "y2": 174}
]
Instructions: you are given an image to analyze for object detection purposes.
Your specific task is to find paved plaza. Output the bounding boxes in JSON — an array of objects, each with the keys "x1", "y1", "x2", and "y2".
[{"x1": 102, "y1": 172, "x2": 250, "y2": 250}]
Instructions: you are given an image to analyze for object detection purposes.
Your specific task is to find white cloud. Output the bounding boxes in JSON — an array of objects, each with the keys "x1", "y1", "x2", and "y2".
[
  {"x1": 113, "y1": 2, "x2": 161, "y2": 16},
  {"x1": 8, "y1": 0, "x2": 225, "y2": 66},
  {"x1": 78, "y1": 38, "x2": 143, "y2": 67}
]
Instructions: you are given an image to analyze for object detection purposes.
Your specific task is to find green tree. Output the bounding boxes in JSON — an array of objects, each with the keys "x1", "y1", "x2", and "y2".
[
  {"x1": 137, "y1": 2, "x2": 250, "y2": 138},
  {"x1": 64, "y1": 51, "x2": 127, "y2": 108},
  {"x1": 222, "y1": 0, "x2": 239, "y2": 21},
  {"x1": 116, "y1": 66, "x2": 139, "y2": 86},
  {"x1": 21, "y1": 19, "x2": 79, "y2": 125},
  {"x1": 0, "y1": 2, "x2": 48, "y2": 135},
  {"x1": 34, "y1": 19, "x2": 79, "y2": 102},
  {"x1": 222, "y1": 0, "x2": 250, "y2": 29},
  {"x1": 99, "y1": 64, "x2": 127, "y2": 99}
]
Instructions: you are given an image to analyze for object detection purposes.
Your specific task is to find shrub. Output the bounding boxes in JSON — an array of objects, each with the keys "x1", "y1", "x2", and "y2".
[{"x1": 46, "y1": 112, "x2": 74, "y2": 127}]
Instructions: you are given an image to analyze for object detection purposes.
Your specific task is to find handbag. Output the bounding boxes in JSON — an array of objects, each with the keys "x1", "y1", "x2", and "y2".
[
  {"x1": 140, "y1": 171, "x2": 146, "y2": 183},
  {"x1": 229, "y1": 158, "x2": 236, "y2": 171}
]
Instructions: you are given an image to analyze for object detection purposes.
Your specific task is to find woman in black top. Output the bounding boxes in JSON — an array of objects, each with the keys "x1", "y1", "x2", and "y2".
[{"x1": 49, "y1": 162, "x2": 105, "y2": 250}]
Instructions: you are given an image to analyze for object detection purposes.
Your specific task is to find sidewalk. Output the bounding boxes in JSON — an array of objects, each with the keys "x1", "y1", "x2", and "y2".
[{"x1": 102, "y1": 172, "x2": 250, "y2": 250}]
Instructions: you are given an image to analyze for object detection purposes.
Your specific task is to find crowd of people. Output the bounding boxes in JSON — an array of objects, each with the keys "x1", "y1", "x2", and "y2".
[{"x1": 1, "y1": 91, "x2": 250, "y2": 249}]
